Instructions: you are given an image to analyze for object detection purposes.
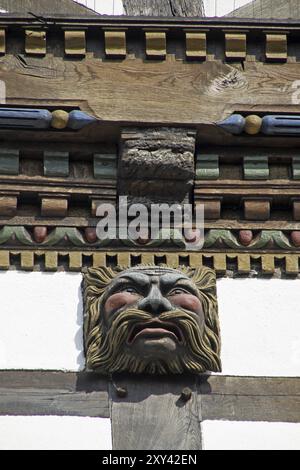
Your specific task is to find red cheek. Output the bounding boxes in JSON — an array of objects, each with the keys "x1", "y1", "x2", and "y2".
[
  {"x1": 104, "y1": 292, "x2": 140, "y2": 316},
  {"x1": 169, "y1": 293, "x2": 203, "y2": 315}
]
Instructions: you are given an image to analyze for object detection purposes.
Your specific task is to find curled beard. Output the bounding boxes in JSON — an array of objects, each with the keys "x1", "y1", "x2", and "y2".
[{"x1": 86, "y1": 308, "x2": 221, "y2": 375}]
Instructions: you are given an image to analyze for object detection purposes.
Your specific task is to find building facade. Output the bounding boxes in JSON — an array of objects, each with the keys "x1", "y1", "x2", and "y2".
[{"x1": 0, "y1": 0, "x2": 299, "y2": 450}]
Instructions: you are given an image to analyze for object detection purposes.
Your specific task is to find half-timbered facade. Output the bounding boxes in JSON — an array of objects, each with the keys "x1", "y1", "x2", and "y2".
[{"x1": 0, "y1": 0, "x2": 299, "y2": 451}]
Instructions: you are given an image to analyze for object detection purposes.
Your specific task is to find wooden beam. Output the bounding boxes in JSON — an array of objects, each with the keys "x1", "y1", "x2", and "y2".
[
  {"x1": 3, "y1": 54, "x2": 300, "y2": 127},
  {"x1": 109, "y1": 375, "x2": 202, "y2": 450},
  {"x1": 0, "y1": 371, "x2": 109, "y2": 418},
  {"x1": 0, "y1": 372, "x2": 299, "y2": 424},
  {"x1": 199, "y1": 375, "x2": 300, "y2": 423}
]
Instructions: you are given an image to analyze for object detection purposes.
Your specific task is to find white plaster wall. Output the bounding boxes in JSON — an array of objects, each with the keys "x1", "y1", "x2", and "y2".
[
  {"x1": 202, "y1": 421, "x2": 300, "y2": 450},
  {"x1": 0, "y1": 416, "x2": 112, "y2": 450},
  {"x1": 0, "y1": 272, "x2": 84, "y2": 371},
  {"x1": 217, "y1": 278, "x2": 300, "y2": 377},
  {"x1": 0, "y1": 273, "x2": 300, "y2": 376}
]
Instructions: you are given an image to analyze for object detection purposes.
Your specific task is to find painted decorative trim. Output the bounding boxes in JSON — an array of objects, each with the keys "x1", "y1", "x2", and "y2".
[
  {"x1": 293, "y1": 200, "x2": 300, "y2": 221},
  {"x1": 243, "y1": 198, "x2": 271, "y2": 221},
  {"x1": 40, "y1": 197, "x2": 69, "y2": 217},
  {"x1": 0, "y1": 196, "x2": 17, "y2": 216},
  {"x1": 261, "y1": 115, "x2": 300, "y2": 136},
  {"x1": 0, "y1": 249, "x2": 298, "y2": 274},
  {"x1": 0, "y1": 226, "x2": 299, "y2": 252},
  {"x1": 94, "y1": 154, "x2": 117, "y2": 179},
  {"x1": 25, "y1": 29, "x2": 46, "y2": 55},
  {"x1": 265, "y1": 33, "x2": 287, "y2": 61},
  {"x1": 0, "y1": 20, "x2": 297, "y2": 64},
  {"x1": 217, "y1": 113, "x2": 300, "y2": 136},
  {"x1": 0, "y1": 107, "x2": 96, "y2": 131},
  {"x1": 0, "y1": 29, "x2": 5, "y2": 55},
  {"x1": 0, "y1": 149, "x2": 19, "y2": 175},
  {"x1": 195, "y1": 198, "x2": 222, "y2": 219},
  {"x1": 292, "y1": 157, "x2": 300, "y2": 180},
  {"x1": 217, "y1": 114, "x2": 245, "y2": 135},
  {"x1": 225, "y1": 33, "x2": 246, "y2": 60},
  {"x1": 196, "y1": 154, "x2": 219, "y2": 180},
  {"x1": 185, "y1": 31, "x2": 206, "y2": 59},
  {"x1": 145, "y1": 31, "x2": 166, "y2": 58},
  {"x1": 104, "y1": 30, "x2": 127, "y2": 58},
  {"x1": 243, "y1": 156, "x2": 269, "y2": 180},
  {"x1": 43, "y1": 151, "x2": 69, "y2": 177},
  {"x1": 64, "y1": 30, "x2": 86, "y2": 56}
]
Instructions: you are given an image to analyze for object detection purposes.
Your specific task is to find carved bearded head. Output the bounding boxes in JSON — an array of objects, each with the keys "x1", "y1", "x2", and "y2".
[{"x1": 83, "y1": 265, "x2": 221, "y2": 375}]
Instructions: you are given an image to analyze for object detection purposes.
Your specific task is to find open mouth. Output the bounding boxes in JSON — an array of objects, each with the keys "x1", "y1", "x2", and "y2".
[{"x1": 127, "y1": 321, "x2": 183, "y2": 345}]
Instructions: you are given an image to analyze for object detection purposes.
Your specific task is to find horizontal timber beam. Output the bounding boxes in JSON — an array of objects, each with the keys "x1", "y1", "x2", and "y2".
[
  {"x1": 0, "y1": 372, "x2": 299, "y2": 423},
  {"x1": 1, "y1": 17, "x2": 300, "y2": 30}
]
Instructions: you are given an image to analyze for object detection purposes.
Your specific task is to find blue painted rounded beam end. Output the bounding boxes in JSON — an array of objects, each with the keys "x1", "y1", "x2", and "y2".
[
  {"x1": 68, "y1": 110, "x2": 97, "y2": 130},
  {"x1": 0, "y1": 108, "x2": 52, "y2": 129},
  {"x1": 262, "y1": 115, "x2": 300, "y2": 135},
  {"x1": 216, "y1": 114, "x2": 245, "y2": 135}
]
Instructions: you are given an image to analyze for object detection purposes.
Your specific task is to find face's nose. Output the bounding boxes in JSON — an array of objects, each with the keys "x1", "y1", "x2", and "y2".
[{"x1": 138, "y1": 284, "x2": 173, "y2": 316}]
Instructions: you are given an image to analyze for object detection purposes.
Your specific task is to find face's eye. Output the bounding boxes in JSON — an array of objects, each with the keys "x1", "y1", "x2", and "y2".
[
  {"x1": 168, "y1": 287, "x2": 190, "y2": 296},
  {"x1": 119, "y1": 286, "x2": 140, "y2": 295}
]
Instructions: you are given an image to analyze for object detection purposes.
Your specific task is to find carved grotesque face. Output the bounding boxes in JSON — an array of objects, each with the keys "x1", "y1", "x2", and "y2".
[{"x1": 83, "y1": 266, "x2": 221, "y2": 375}]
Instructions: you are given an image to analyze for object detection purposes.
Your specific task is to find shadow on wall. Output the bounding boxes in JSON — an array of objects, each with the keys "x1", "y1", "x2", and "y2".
[{"x1": 76, "y1": 283, "x2": 85, "y2": 369}]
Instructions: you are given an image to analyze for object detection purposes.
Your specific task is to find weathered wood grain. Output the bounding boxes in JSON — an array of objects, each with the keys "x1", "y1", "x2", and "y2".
[
  {"x1": 123, "y1": 0, "x2": 204, "y2": 17},
  {"x1": 2, "y1": 55, "x2": 300, "y2": 128},
  {"x1": 0, "y1": 372, "x2": 299, "y2": 423},
  {"x1": 199, "y1": 375, "x2": 300, "y2": 397},
  {"x1": 198, "y1": 375, "x2": 300, "y2": 423},
  {"x1": 200, "y1": 395, "x2": 300, "y2": 423},
  {"x1": 0, "y1": 371, "x2": 109, "y2": 418},
  {"x1": 0, "y1": 388, "x2": 109, "y2": 418},
  {"x1": 109, "y1": 375, "x2": 202, "y2": 450}
]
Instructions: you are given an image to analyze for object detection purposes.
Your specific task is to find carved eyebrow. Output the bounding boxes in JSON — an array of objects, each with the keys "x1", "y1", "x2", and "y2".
[
  {"x1": 108, "y1": 273, "x2": 151, "y2": 295},
  {"x1": 160, "y1": 275, "x2": 199, "y2": 297}
]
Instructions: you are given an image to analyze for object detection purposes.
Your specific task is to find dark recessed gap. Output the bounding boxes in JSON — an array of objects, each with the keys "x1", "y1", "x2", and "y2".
[
  {"x1": 131, "y1": 254, "x2": 141, "y2": 266},
  {"x1": 106, "y1": 254, "x2": 118, "y2": 268}
]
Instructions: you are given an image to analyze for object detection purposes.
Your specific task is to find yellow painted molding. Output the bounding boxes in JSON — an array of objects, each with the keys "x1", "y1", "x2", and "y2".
[
  {"x1": 25, "y1": 30, "x2": 46, "y2": 55},
  {"x1": 185, "y1": 31, "x2": 206, "y2": 59},
  {"x1": 266, "y1": 33, "x2": 287, "y2": 61},
  {"x1": 145, "y1": 31, "x2": 166, "y2": 58},
  {"x1": 225, "y1": 33, "x2": 247, "y2": 59},
  {"x1": 0, "y1": 28, "x2": 6, "y2": 54},
  {"x1": 0, "y1": 250, "x2": 298, "y2": 275},
  {"x1": 64, "y1": 30, "x2": 86, "y2": 56},
  {"x1": 104, "y1": 30, "x2": 126, "y2": 57}
]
